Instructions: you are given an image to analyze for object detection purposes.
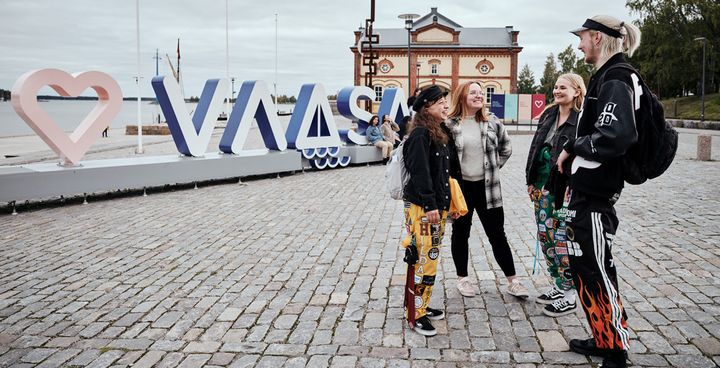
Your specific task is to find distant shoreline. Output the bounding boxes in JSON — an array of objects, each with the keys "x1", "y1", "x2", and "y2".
[{"x1": 36, "y1": 95, "x2": 158, "y2": 102}]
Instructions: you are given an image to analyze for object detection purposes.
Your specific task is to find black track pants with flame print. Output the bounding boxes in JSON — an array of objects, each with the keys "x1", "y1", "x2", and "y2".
[{"x1": 565, "y1": 191, "x2": 629, "y2": 352}]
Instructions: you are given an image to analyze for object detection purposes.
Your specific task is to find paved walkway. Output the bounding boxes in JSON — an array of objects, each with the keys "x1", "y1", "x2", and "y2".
[{"x1": 0, "y1": 131, "x2": 719, "y2": 367}]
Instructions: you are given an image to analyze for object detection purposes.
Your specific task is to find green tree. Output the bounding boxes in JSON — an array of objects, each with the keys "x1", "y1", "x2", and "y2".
[
  {"x1": 627, "y1": 0, "x2": 720, "y2": 97},
  {"x1": 539, "y1": 54, "x2": 559, "y2": 102},
  {"x1": 557, "y1": 45, "x2": 577, "y2": 73},
  {"x1": 518, "y1": 64, "x2": 536, "y2": 94},
  {"x1": 556, "y1": 44, "x2": 594, "y2": 86}
]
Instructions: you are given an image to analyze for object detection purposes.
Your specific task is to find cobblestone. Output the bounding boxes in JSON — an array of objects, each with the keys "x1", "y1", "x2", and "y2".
[{"x1": 0, "y1": 133, "x2": 718, "y2": 366}]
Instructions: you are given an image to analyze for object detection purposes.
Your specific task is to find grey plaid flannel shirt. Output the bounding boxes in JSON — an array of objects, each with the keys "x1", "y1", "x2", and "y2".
[{"x1": 447, "y1": 114, "x2": 512, "y2": 209}]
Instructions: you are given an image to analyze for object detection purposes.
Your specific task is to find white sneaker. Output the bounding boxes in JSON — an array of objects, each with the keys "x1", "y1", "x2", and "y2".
[
  {"x1": 507, "y1": 279, "x2": 529, "y2": 299},
  {"x1": 456, "y1": 277, "x2": 476, "y2": 297}
]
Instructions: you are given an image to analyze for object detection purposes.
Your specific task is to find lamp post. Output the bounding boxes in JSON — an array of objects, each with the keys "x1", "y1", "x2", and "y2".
[
  {"x1": 398, "y1": 13, "x2": 419, "y2": 96},
  {"x1": 416, "y1": 62, "x2": 421, "y2": 90},
  {"x1": 231, "y1": 77, "x2": 236, "y2": 102},
  {"x1": 694, "y1": 37, "x2": 707, "y2": 122}
]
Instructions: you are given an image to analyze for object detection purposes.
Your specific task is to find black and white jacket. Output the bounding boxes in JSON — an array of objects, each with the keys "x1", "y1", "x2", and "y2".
[{"x1": 565, "y1": 53, "x2": 639, "y2": 200}]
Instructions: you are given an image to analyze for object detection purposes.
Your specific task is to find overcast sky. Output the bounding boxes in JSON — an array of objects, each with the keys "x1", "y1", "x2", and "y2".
[{"x1": 0, "y1": 0, "x2": 636, "y2": 98}]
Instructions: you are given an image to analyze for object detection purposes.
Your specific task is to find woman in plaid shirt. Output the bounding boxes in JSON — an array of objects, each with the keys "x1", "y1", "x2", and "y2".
[{"x1": 446, "y1": 81, "x2": 529, "y2": 298}]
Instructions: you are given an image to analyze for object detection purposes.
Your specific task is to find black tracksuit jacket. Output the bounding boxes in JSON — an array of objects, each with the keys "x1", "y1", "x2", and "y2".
[{"x1": 565, "y1": 53, "x2": 639, "y2": 200}]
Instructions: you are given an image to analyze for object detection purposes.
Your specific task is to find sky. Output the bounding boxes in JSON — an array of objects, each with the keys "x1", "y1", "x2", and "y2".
[{"x1": 0, "y1": 0, "x2": 637, "y2": 99}]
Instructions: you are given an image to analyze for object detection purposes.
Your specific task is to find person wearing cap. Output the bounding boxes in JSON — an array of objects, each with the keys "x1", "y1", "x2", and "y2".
[
  {"x1": 401, "y1": 85, "x2": 461, "y2": 336},
  {"x1": 556, "y1": 15, "x2": 643, "y2": 368},
  {"x1": 445, "y1": 81, "x2": 528, "y2": 299}
]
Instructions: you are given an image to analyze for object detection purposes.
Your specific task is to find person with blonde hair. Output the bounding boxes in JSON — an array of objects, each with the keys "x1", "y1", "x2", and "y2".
[
  {"x1": 555, "y1": 15, "x2": 643, "y2": 368},
  {"x1": 446, "y1": 81, "x2": 529, "y2": 299},
  {"x1": 525, "y1": 73, "x2": 586, "y2": 317}
]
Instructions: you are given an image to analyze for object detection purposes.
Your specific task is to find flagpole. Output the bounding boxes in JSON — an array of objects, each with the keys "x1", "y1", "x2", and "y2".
[
  {"x1": 274, "y1": 13, "x2": 278, "y2": 109},
  {"x1": 225, "y1": 0, "x2": 230, "y2": 114},
  {"x1": 136, "y1": 0, "x2": 143, "y2": 153}
]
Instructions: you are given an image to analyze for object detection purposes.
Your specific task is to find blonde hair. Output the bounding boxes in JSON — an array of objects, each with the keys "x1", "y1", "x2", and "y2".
[
  {"x1": 448, "y1": 81, "x2": 490, "y2": 122},
  {"x1": 548, "y1": 73, "x2": 586, "y2": 111},
  {"x1": 590, "y1": 15, "x2": 642, "y2": 59}
]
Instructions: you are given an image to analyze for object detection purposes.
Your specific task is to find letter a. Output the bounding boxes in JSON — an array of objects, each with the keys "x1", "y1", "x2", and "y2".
[
  {"x1": 377, "y1": 88, "x2": 410, "y2": 125},
  {"x1": 285, "y1": 83, "x2": 341, "y2": 150},
  {"x1": 219, "y1": 80, "x2": 287, "y2": 154}
]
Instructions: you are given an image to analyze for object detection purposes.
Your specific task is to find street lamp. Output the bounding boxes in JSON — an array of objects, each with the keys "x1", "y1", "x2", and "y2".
[
  {"x1": 694, "y1": 37, "x2": 707, "y2": 122},
  {"x1": 231, "y1": 77, "x2": 236, "y2": 102},
  {"x1": 416, "y1": 62, "x2": 421, "y2": 90},
  {"x1": 398, "y1": 13, "x2": 420, "y2": 97}
]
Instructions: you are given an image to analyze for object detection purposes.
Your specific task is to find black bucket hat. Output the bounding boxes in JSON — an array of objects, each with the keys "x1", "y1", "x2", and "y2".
[{"x1": 412, "y1": 85, "x2": 448, "y2": 112}]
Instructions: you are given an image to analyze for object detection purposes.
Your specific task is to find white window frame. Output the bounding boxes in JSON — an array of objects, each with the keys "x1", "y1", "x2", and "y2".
[
  {"x1": 430, "y1": 64, "x2": 438, "y2": 75},
  {"x1": 374, "y1": 85, "x2": 383, "y2": 102},
  {"x1": 486, "y1": 87, "x2": 495, "y2": 104}
]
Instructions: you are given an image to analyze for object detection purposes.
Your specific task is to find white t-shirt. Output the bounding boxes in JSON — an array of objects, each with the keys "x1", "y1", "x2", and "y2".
[{"x1": 460, "y1": 117, "x2": 485, "y2": 181}]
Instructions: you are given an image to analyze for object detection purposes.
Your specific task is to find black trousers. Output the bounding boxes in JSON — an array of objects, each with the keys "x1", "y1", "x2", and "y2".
[
  {"x1": 451, "y1": 179, "x2": 516, "y2": 278},
  {"x1": 566, "y1": 190, "x2": 629, "y2": 352}
]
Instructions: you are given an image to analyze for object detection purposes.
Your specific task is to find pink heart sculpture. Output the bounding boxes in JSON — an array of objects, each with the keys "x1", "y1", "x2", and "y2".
[{"x1": 11, "y1": 69, "x2": 122, "y2": 165}]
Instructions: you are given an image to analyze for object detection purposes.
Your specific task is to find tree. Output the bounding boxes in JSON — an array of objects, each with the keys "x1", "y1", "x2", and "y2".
[
  {"x1": 539, "y1": 54, "x2": 559, "y2": 102},
  {"x1": 557, "y1": 45, "x2": 577, "y2": 74},
  {"x1": 556, "y1": 44, "x2": 594, "y2": 86},
  {"x1": 627, "y1": 0, "x2": 720, "y2": 97},
  {"x1": 518, "y1": 64, "x2": 536, "y2": 94}
]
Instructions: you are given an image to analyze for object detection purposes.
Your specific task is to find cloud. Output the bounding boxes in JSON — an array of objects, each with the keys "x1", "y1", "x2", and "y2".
[{"x1": 0, "y1": 0, "x2": 635, "y2": 98}]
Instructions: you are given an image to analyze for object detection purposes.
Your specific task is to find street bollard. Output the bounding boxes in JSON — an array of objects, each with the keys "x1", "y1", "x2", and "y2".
[{"x1": 697, "y1": 134, "x2": 712, "y2": 161}]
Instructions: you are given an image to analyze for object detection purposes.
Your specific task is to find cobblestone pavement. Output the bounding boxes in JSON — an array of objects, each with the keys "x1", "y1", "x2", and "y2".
[{"x1": 0, "y1": 133, "x2": 718, "y2": 367}]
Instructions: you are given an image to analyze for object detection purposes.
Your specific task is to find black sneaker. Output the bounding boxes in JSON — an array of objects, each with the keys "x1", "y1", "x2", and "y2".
[
  {"x1": 542, "y1": 299, "x2": 577, "y2": 317},
  {"x1": 425, "y1": 307, "x2": 445, "y2": 320},
  {"x1": 569, "y1": 338, "x2": 628, "y2": 359},
  {"x1": 600, "y1": 354, "x2": 628, "y2": 368},
  {"x1": 536, "y1": 287, "x2": 564, "y2": 305},
  {"x1": 413, "y1": 316, "x2": 437, "y2": 336}
]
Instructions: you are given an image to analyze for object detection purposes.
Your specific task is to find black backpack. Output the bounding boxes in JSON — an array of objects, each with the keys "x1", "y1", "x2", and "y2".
[{"x1": 598, "y1": 63, "x2": 678, "y2": 185}]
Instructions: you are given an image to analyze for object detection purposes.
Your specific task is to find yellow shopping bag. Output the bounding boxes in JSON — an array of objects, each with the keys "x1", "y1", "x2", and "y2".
[{"x1": 449, "y1": 177, "x2": 468, "y2": 217}]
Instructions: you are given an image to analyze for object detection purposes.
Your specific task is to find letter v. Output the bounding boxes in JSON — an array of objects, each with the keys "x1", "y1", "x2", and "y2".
[
  {"x1": 219, "y1": 80, "x2": 287, "y2": 154},
  {"x1": 151, "y1": 76, "x2": 228, "y2": 157}
]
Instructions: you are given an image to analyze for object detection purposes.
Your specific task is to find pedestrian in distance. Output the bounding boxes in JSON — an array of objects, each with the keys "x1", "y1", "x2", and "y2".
[
  {"x1": 556, "y1": 14, "x2": 643, "y2": 368},
  {"x1": 398, "y1": 115, "x2": 411, "y2": 143},
  {"x1": 380, "y1": 114, "x2": 401, "y2": 148},
  {"x1": 401, "y1": 85, "x2": 462, "y2": 337},
  {"x1": 366, "y1": 115, "x2": 393, "y2": 161},
  {"x1": 525, "y1": 73, "x2": 586, "y2": 317},
  {"x1": 446, "y1": 81, "x2": 529, "y2": 299},
  {"x1": 408, "y1": 87, "x2": 422, "y2": 111}
]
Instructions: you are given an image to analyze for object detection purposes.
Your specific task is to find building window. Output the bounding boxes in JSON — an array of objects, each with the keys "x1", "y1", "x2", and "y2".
[
  {"x1": 486, "y1": 87, "x2": 495, "y2": 104},
  {"x1": 431, "y1": 64, "x2": 438, "y2": 75},
  {"x1": 374, "y1": 85, "x2": 383, "y2": 102},
  {"x1": 479, "y1": 64, "x2": 490, "y2": 74}
]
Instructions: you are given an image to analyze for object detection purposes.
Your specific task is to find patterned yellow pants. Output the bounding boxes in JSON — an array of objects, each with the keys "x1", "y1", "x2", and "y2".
[{"x1": 402, "y1": 202, "x2": 447, "y2": 319}]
